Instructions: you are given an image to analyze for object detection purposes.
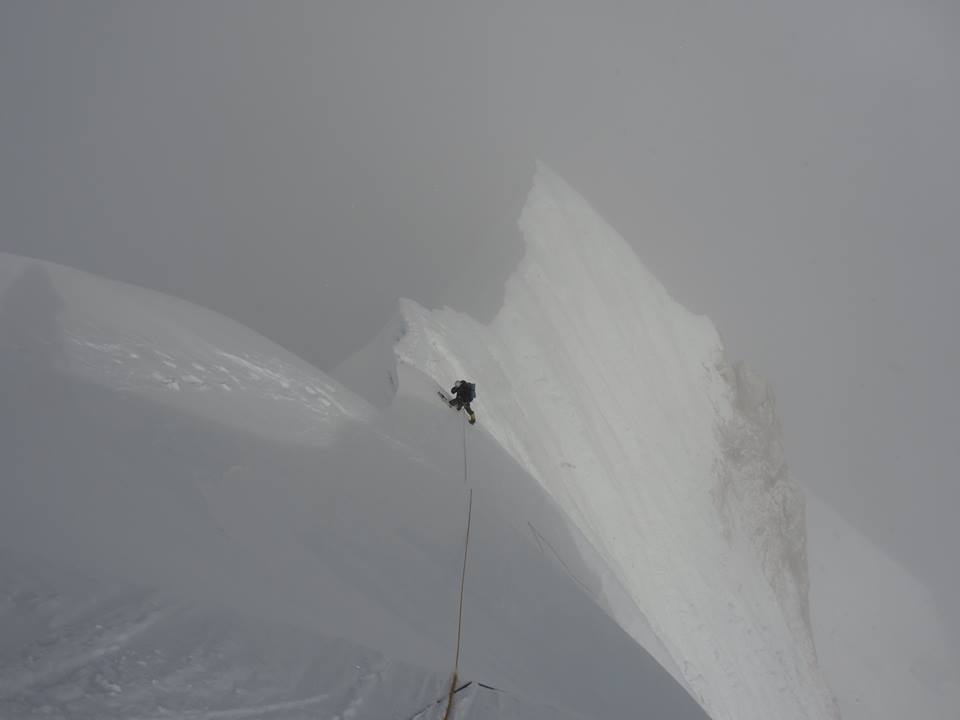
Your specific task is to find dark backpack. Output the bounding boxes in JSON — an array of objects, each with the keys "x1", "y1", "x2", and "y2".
[{"x1": 454, "y1": 381, "x2": 476, "y2": 401}]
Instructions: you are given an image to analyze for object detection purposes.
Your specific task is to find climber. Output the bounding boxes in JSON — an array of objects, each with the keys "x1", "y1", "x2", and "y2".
[{"x1": 448, "y1": 380, "x2": 477, "y2": 425}]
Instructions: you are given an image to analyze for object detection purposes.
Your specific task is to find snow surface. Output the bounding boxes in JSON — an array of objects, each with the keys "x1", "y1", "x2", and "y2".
[
  {"x1": 0, "y1": 251, "x2": 706, "y2": 719},
  {"x1": 6, "y1": 164, "x2": 943, "y2": 720},
  {"x1": 338, "y1": 165, "x2": 839, "y2": 720},
  {"x1": 806, "y1": 494, "x2": 960, "y2": 720}
]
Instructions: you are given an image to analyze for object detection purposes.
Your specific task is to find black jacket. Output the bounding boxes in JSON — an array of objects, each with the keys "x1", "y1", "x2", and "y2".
[{"x1": 451, "y1": 380, "x2": 476, "y2": 402}]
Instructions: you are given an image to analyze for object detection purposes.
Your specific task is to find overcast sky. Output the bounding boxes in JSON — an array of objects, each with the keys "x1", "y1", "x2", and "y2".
[{"x1": 2, "y1": 1, "x2": 957, "y2": 650}]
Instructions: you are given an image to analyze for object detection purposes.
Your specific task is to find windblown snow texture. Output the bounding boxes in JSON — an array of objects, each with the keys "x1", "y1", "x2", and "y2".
[
  {"x1": 0, "y1": 251, "x2": 706, "y2": 720},
  {"x1": 340, "y1": 165, "x2": 840, "y2": 720}
]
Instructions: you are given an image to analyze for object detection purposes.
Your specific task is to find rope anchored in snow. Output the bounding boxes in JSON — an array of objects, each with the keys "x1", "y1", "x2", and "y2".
[
  {"x1": 405, "y1": 680, "x2": 507, "y2": 720},
  {"x1": 405, "y1": 682, "x2": 471, "y2": 720}
]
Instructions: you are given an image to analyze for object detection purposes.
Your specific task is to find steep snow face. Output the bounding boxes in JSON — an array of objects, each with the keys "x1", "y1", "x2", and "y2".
[{"x1": 369, "y1": 166, "x2": 838, "y2": 720}]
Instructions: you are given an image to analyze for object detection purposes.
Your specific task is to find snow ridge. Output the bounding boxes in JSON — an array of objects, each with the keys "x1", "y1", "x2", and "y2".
[{"x1": 371, "y1": 165, "x2": 839, "y2": 720}]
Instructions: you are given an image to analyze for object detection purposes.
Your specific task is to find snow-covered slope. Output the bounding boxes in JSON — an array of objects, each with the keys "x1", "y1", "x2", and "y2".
[
  {"x1": 806, "y1": 494, "x2": 960, "y2": 720},
  {"x1": 338, "y1": 165, "x2": 839, "y2": 720},
  {"x1": 0, "y1": 253, "x2": 706, "y2": 719}
]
